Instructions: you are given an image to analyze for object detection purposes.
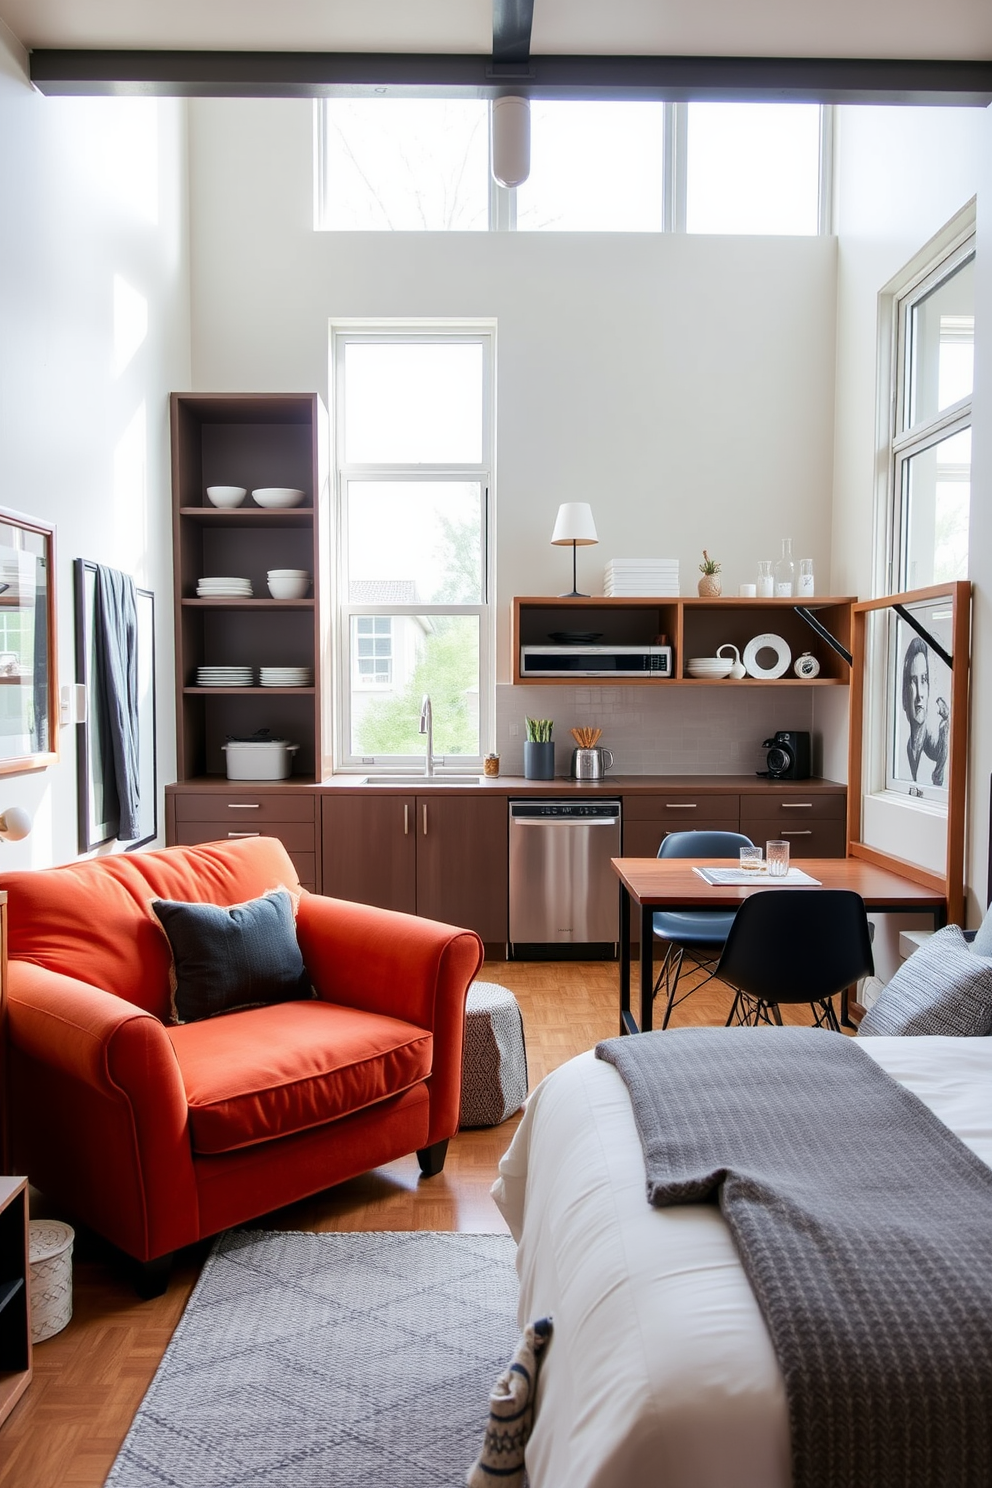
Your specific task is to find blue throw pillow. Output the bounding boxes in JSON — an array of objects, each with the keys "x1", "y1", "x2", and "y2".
[{"x1": 153, "y1": 889, "x2": 313, "y2": 1024}]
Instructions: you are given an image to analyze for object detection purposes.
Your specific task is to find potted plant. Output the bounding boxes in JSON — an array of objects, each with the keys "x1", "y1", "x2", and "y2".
[
  {"x1": 697, "y1": 550, "x2": 722, "y2": 597},
  {"x1": 524, "y1": 718, "x2": 555, "y2": 780}
]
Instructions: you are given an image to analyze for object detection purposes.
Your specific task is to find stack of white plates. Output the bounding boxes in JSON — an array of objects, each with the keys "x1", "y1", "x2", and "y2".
[
  {"x1": 686, "y1": 657, "x2": 734, "y2": 679},
  {"x1": 196, "y1": 576, "x2": 253, "y2": 598},
  {"x1": 259, "y1": 666, "x2": 314, "y2": 688},
  {"x1": 605, "y1": 559, "x2": 680, "y2": 596},
  {"x1": 196, "y1": 666, "x2": 254, "y2": 687}
]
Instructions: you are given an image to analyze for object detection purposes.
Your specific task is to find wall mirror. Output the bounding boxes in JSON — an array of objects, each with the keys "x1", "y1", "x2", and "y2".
[{"x1": 0, "y1": 507, "x2": 57, "y2": 775}]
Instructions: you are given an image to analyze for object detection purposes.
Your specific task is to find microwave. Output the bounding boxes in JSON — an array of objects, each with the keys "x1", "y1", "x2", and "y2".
[{"x1": 520, "y1": 644, "x2": 673, "y2": 678}]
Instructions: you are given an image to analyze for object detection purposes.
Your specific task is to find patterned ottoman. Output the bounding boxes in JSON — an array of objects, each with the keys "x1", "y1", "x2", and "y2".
[{"x1": 459, "y1": 981, "x2": 529, "y2": 1128}]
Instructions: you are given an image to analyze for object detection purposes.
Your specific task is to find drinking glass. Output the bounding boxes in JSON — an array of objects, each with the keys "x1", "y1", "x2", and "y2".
[
  {"x1": 739, "y1": 846, "x2": 764, "y2": 871},
  {"x1": 756, "y1": 560, "x2": 774, "y2": 598},
  {"x1": 766, "y1": 840, "x2": 790, "y2": 876}
]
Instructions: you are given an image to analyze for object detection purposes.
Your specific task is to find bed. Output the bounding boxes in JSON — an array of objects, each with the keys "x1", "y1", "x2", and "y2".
[{"x1": 491, "y1": 1036, "x2": 992, "y2": 1488}]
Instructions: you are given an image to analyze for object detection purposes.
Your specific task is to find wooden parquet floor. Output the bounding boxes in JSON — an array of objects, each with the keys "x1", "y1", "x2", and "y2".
[{"x1": 0, "y1": 958, "x2": 829, "y2": 1487}]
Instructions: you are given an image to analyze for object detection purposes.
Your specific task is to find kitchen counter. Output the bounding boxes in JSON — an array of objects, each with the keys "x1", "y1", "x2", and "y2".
[{"x1": 311, "y1": 773, "x2": 846, "y2": 794}]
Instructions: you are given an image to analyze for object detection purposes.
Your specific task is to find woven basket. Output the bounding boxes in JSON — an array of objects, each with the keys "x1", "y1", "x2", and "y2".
[{"x1": 29, "y1": 1220, "x2": 74, "y2": 1342}]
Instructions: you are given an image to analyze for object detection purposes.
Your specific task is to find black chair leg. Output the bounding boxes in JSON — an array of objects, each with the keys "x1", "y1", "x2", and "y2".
[{"x1": 417, "y1": 1139, "x2": 449, "y2": 1178}]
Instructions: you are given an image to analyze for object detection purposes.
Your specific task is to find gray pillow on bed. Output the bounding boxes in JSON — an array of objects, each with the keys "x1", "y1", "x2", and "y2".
[
  {"x1": 970, "y1": 903, "x2": 992, "y2": 959},
  {"x1": 858, "y1": 924, "x2": 992, "y2": 1038}
]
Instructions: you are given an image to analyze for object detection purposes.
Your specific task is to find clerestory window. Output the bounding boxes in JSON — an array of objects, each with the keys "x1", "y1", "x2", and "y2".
[{"x1": 316, "y1": 100, "x2": 828, "y2": 236}]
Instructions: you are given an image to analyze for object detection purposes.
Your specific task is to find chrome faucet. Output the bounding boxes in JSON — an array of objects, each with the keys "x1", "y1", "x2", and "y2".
[{"x1": 419, "y1": 694, "x2": 435, "y2": 778}]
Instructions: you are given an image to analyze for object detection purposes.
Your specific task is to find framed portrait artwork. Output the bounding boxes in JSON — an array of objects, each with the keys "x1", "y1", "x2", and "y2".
[
  {"x1": 886, "y1": 595, "x2": 954, "y2": 802},
  {"x1": 849, "y1": 581, "x2": 971, "y2": 925}
]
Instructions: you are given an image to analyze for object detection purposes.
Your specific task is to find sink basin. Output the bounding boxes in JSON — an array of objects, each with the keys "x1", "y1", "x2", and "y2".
[{"x1": 357, "y1": 773, "x2": 485, "y2": 786}]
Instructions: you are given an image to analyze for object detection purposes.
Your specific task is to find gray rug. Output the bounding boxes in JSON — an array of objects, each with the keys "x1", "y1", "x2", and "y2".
[{"x1": 107, "y1": 1230, "x2": 520, "y2": 1488}]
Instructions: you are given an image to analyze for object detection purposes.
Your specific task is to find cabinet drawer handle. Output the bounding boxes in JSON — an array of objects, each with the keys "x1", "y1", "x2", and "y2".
[
  {"x1": 781, "y1": 803, "x2": 813, "y2": 809},
  {"x1": 227, "y1": 831, "x2": 261, "y2": 838},
  {"x1": 404, "y1": 804, "x2": 409, "y2": 836},
  {"x1": 665, "y1": 803, "x2": 697, "y2": 809},
  {"x1": 422, "y1": 805, "x2": 428, "y2": 836},
  {"x1": 227, "y1": 802, "x2": 260, "y2": 809},
  {"x1": 781, "y1": 829, "x2": 813, "y2": 836}
]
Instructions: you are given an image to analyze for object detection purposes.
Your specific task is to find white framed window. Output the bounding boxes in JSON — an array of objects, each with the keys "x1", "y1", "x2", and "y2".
[
  {"x1": 316, "y1": 100, "x2": 830, "y2": 236},
  {"x1": 331, "y1": 322, "x2": 494, "y2": 771},
  {"x1": 877, "y1": 212, "x2": 975, "y2": 597}
]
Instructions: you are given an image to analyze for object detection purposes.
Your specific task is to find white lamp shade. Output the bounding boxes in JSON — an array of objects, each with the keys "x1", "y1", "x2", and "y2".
[
  {"x1": 551, "y1": 502, "x2": 598, "y2": 546},
  {"x1": 491, "y1": 96, "x2": 531, "y2": 188}
]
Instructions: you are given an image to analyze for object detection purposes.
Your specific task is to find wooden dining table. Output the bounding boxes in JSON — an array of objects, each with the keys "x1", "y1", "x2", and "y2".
[{"x1": 612, "y1": 856, "x2": 948, "y2": 1036}]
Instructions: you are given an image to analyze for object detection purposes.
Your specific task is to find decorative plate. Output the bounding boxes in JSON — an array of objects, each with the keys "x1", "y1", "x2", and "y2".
[{"x1": 742, "y1": 632, "x2": 792, "y2": 679}]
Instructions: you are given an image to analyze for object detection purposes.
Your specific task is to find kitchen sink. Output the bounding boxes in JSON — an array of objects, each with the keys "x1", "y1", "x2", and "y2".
[{"x1": 357, "y1": 773, "x2": 486, "y2": 785}]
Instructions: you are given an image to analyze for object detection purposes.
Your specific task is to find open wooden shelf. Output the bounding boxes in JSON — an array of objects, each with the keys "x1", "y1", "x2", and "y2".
[{"x1": 512, "y1": 595, "x2": 856, "y2": 686}]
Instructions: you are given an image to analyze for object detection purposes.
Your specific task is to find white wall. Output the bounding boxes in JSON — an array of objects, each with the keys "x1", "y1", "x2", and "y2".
[
  {"x1": 0, "y1": 27, "x2": 190, "y2": 866},
  {"x1": 830, "y1": 102, "x2": 990, "y2": 922},
  {"x1": 188, "y1": 99, "x2": 838, "y2": 689}
]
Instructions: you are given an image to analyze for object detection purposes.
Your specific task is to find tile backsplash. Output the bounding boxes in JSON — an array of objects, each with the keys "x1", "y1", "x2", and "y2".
[{"x1": 495, "y1": 684, "x2": 814, "y2": 777}]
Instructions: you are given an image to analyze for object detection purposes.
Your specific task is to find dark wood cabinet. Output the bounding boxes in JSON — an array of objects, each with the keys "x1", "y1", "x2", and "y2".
[
  {"x1": 416, "y1": 796, "x2": 508, "y2": 942},
  {"x1": 321, "y1": 795, "x2": 417, "y2": 915},
  {"x1": 739, "y1": 789, "x2": 847, "y2": 860},
  {"x1": 623, "y1": 784, "x2": 847, "y2": 860},
  {"x1": 166, "y1": 785, "x2": 320, "y2": 892},
  {"x1": 322, "y1": 794, "x2": 508, "y2": 949},
  {"x1": 170, "y1": 393, "x2": 330, "y2": 784},
  {"x1": 0, "y1": 1176, "x2": 31, "y2": 1430}
]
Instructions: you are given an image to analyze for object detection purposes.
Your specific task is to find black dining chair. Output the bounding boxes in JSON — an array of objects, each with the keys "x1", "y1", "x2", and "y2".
[
  {"x1": 716, "y1": 888, "x2": 875, "y2": 1031},
  {"x1": 652, "y1": 829, "x2": 755, "y2": 1029}
]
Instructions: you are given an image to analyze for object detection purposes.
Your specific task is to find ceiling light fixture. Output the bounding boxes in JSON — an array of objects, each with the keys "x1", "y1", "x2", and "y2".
[{"x1": 491, "y1": 95, "x2": 531, "y2": 187}]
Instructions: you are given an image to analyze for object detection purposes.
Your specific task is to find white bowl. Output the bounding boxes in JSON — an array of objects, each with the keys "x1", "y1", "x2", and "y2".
[
  {"x1": 267, "y1": 568, "x2": 310, "y2": 579},
  {"x1": 687, "y1": 661, "x2": 733, "y2": 679},
  {"x1": 267, "y1": 573, "x2": 311, "y2": 600},
  {"x1": 205, "y1": 486, "x2": 247, "y2": 508},
  {"x1": 252, "y1": 487, "x2": 306, "y2": 509}
]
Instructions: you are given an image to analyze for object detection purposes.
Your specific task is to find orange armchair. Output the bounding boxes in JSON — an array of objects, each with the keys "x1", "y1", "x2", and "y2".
[{"x1": 0, "y1": 838, "x2": 483, "y2": 1290}]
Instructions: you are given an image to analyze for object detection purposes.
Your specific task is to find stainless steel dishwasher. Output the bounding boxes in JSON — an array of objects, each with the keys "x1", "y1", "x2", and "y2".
[{"x1": 508, "y1": 799, "x2": 622, "y2": 955}]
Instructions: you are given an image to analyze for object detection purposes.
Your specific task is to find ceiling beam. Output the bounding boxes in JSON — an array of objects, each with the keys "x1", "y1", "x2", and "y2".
[
  {"x1": 492, "y1": 0, "x2": 535, "y2": 64},
  {"x1": 27, "y1": 51, "x2": 992, "y2": 105}
]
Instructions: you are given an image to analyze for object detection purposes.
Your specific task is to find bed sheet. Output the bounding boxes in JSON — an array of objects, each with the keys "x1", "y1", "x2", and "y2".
[{"x1": 491, "y1": 1036, "x2": 992, "y2": 1488}]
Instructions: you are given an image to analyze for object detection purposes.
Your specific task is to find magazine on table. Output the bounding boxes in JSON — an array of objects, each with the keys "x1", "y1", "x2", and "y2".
[{"x1": 693, "y1": 866, "x2": 822, "y2": 887}]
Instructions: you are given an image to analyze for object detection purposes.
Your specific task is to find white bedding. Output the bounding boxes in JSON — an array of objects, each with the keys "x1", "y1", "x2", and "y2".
[{"x1": 491, "y1": 1037, "x2": 992, "y2": 1488}]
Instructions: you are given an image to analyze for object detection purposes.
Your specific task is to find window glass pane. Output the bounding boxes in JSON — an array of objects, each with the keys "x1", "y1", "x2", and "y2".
[
  {"x1": 901, "y1": 426, "x2": 970, "y2": 589},
  {"x1": 515, "y1": 103, "x2": 665, "y2": 232},
  {"x1": 344, "y1": 343, "x2": 483, "y2": 463},
  {"x1": 686, "y1": 104, "x2": 820, "y2": 235},
  {"x1": 322, "y1": 100, "x2": 489, "y2": 231},
  {"x1": 350, "y1": 614, "x2": 480, "y2": 756},
  {"x1": 906, "y1": 256, "x2": 974, "y2": 431},
  {"x1": 347, "y1": 481, "x2": 482, "y2": 604}
]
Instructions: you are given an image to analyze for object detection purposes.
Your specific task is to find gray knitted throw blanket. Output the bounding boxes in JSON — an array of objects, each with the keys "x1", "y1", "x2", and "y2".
[{"x1": 596, "y1": 1026, "x2": 992, "y2": 1488}]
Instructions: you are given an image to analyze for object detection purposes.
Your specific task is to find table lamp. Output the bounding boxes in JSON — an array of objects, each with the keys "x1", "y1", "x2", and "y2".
[{"x1": 551, "y1": 503, "x2": 598, "y2": 598}]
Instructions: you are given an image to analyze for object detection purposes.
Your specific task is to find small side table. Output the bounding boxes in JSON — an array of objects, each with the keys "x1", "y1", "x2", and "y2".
[{"x1": 0, "y1": 1175, "x2": 32, "y2": 1428}]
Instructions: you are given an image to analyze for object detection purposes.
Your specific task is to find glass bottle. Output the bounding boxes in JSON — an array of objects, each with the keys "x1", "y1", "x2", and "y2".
[
  {"x1": 797, "y1": 558, "x2": 814, "y2": 597},
  {"x1": 774, "y1": 538, "x2": 795, "y2": 597},
  {"x1": 756, "y1": 560, "x2": 774, "y2": 598}
]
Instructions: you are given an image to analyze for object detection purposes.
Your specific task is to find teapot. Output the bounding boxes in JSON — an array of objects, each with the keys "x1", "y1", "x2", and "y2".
[{"x1": 717, "y1": 644, "x2": 747, "y2": 680}]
